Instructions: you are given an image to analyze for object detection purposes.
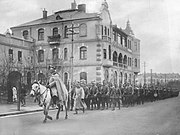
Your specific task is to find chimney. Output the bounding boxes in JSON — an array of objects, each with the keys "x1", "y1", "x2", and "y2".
[
  {"x1": 71, "y1": 0, "x2": 77, "y2": 9},
  {"x1": 78, "y1": 4, "x2": 86, "y2": 12},
  {"x1": 43, "y1": 8, "x2": 47, "y2": 19}
]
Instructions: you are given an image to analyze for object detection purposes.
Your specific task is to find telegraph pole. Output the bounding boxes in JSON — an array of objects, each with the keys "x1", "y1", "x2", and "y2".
[{"x1": 67, "y1": 22, "x2": 79, "y2": 85}]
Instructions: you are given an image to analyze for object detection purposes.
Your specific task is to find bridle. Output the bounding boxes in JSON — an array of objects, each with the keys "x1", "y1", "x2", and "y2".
[{"x1": 32, "y1": 82, "x2": 49, "y2": 106}]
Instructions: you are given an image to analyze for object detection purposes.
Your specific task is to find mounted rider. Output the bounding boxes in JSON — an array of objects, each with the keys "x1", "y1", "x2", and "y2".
[{"x1": 47, "y1": 65, "x2": 68, "y2": 105}]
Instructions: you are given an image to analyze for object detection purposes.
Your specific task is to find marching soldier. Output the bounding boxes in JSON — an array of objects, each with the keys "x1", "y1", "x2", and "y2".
[
  {"x1": 89, "y1": 81, "x2": 98, "y2": 110},
  {"x1": 109, "y1": 83, "x2": 116, "y2": 111},
  {"x1": 101, "y1": 80, "x2": 110, "y2": 110}
]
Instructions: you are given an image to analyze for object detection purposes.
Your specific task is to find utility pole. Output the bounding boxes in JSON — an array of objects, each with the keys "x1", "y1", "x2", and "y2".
[{"x1": 67, "y1": 22, "x2": 79, "y2": 85}]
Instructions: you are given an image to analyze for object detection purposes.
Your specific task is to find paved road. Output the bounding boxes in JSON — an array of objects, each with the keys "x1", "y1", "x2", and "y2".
[{"x1": 1, "y1": 96, "x2": 180, "y2": 135}]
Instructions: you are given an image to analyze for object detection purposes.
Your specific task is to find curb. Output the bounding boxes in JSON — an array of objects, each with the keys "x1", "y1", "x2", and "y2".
[
  {"x1": 0, "y1": 108, "x2": 57, "y2": 117},
  {"x1": 0, "y1": 109, "x2": 43, "y2": 117}
]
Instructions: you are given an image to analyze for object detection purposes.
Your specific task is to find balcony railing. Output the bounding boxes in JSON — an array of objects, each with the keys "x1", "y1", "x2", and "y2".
[
  {"x1": 113, "y1": 61, "x2": 118, "y2": 66},
  {"x1": 48, "y1": 34, "x2": 61, "y2": 45},
  {"x1": 102, "y1": 36, "x2": 111, "y2": 42},
  {"x1": 46, "y1": 58, "x2": 62, "y2": 66},
  {"x1": 119, "y1": 63, "x2": 123, "y2": 67}
]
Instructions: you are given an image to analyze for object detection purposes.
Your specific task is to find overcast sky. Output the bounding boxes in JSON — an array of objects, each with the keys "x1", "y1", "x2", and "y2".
[{"x1": 0, "y1": 0, "x2": 180, "y2": 74}]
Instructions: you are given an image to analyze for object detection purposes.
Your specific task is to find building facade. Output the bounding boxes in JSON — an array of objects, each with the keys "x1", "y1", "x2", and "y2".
[
  {"x1": 0, "y1": 31, "x2": 34, "y2": 102},
  {"x1": 10, "y1": 0, "x2": 140, "y2": 86}
]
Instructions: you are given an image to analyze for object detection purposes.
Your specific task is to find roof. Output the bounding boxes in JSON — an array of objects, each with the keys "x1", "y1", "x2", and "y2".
[{"x1": 11, "y1": 9, "x2": 100, "y2": 28}]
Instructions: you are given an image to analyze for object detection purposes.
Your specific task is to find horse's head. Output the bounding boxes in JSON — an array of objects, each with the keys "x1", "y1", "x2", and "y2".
[{"x1": 30, "y1": 82, "x2": 40, "y2": 97}]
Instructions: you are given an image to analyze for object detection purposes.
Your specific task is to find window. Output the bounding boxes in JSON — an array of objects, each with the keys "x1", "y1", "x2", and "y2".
[
  {"x1": 118, "y1": 53, "x2": 122, "y2": 63},
  {"x1": 101, "y1": 25, "x2": 103, "y2": 35},
  {"x1": 18, "y1": 51, "x2": 22, "y2": 63},
  {"x1": 123, "y1": 55, "x2": 127, "y2": 65},
  {"x1": 38, "y1": 28, "x2": 44, "y2": 41},
  {"x1": 64, "y1": 48, "x2": 68, "y2": 60},
  {"x1": 135, "y1": 58, "x2": 137, "y2": 67},
  {"x1": 80, "y1": 72, "x2": 87, "y2": 82},
  {"x1": 79, "y1": 23, "x2": 87, "y2": 37},
  {"x1": 53, "y1": 27, "x2": 58, "y2": 36},
  {"x1": 23, "y1": 30, "x2": 28, "y2": 39},
  {"x1": 108, "y1": 28, "x2": 110, "y2": 36},
  {"x1": 104, "y1": 26, "x2": 107, "y2": 35},
  {"x1": 109, "y1": 45, "x2": 111, "y2": 60},
  {"x1": 52, "y1": 48, "x2": 59, "y2": 60},
  {"x1": 103, "y1": 49, "x2": 107, "y2": 59},
  {"x1": 64, "y1": 26, "x2": 68, "y2": 38},
  {"x1": 9, "y1": 49, "x2": 13, "y2": 62},
  {"x1": 113, "y1": 51, "x2": 117, "y2": 62},
  {"x1": 80, "y1": 46, "x2": 87, "y2": 60},
  {"x1": 104, "y1": 70, "x2": 109, "y2": 81},
  {"x1": 38, "y1": 50, "x2": 44, "y2": 63}
]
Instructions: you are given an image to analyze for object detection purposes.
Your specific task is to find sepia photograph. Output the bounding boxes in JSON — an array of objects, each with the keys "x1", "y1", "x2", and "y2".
[{"x1": 0, "y1": 0, "x2": 180, "y2": 134}]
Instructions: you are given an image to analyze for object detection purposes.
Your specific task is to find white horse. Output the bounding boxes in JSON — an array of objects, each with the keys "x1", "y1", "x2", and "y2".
[{"x1": 30, "y1": 82, "x2": 68, "y2": 123}]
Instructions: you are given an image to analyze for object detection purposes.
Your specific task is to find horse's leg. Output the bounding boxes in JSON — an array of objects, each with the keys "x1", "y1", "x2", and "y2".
[
  {"x1": 64, "y1": 101, "x2": 68, "y2": 119},
  {"x1": 43, "y1": 107, "x2": 47, "y2": 123},
  {"x1": 46, "y1": 105, "x2": 52, "y2": 120},
  {"x1": 56, "y1": 103, "x2": 61, "y2": 120}
]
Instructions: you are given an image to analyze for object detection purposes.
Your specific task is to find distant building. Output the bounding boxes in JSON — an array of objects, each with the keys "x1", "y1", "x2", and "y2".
[{"x1": 10, "y1": 0, "x2": 140, "y2": 86}]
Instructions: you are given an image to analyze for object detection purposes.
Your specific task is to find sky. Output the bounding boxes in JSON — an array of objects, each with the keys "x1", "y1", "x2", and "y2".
[{"x1": 0, "y1": 0, "x2": 180, "y2": 74}]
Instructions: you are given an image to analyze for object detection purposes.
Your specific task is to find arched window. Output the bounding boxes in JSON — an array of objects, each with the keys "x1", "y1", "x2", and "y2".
[
  {"x1": 38, "y1": 50, "x2": 44, "y2": 62},
  {"x1": 80, "y1": 46, "x2": 87, "y2": 60},
  {"x1": 118, "y1": 53, "x2": 122, "y2": 63},
  {"x1": 38, "y1": 28, "x2": 44, "y2": 41},
  {"x1": 113, "y1": 51, "x2": 118, "y2": 62},
  {"x1": 104, "y1": 26, "x2": 107, "y2": 35},
  {"x1": 64, "y1": 26, "x2": 68, "y2": 38},
  {"x1": 79, "y1": 23, "x2": 87, "y2": 37},
  {"x1": 114, "y1": 71, "x2": 117, "y2": 85},
  {"x1": 53, "y1": 27, "x2": 58, "y2": 36},
  {"x1": 123, "y1": 55, "x2": 127, "y2": 65},
  {"x1": 109, "y1": 45, "x2": 111, "y2": 60},
  {"x1": 124, "y1": 73, "x2": 127, "y2": 83},
  {"x1": 104, "y1": 69, "x2": 109, "y2": 82},
  {"x1": 23, "y1": 30, "x2": 28, "y2": 39},
  {"x1": 80, "y1": 72, "x2": 87, "y2": 82},
  {"x1": 64, "y1": 48, "x2": 68, "y2": 60},
  {"x1": 52, "y1": 48, "x2": 59, "y2": 60},
  {"x1": 119, "y1": 72, "x2": 123, "y2": 84}
]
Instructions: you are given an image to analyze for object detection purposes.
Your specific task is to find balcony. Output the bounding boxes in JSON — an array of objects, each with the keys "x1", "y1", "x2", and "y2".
[
  {"x1": 102, "y1": 36, "x2": 111, "y2": 42},
  {"x1": 119, "y1": 63, "x2": 123, "y2": 68},
  {"x1": 48, "y1": 34, "x2": 61, "y2": 45},
  {"x1": 46, "y1": 58, "x2": 62, "y2": 66},
  {"x1": 113, "y1": 61, "x2": 118, "y2": 66},
  {"x1": 102, "y1": 59, "x2": 113, "y2": 68}
]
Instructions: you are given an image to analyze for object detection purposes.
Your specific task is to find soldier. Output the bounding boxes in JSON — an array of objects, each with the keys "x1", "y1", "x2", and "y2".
[
  {"x1": 81, "y1": 81, "x2": 90, "y2": 110},
  {"x1": 101, "y1": 80, "x2": 110, "y2": 110},
  {"x1": 96, "y1": 82, "x2": 102, "y2": 110},
  {"x1": 89, "y1": 81, "x2": 98, "y2": 110},
  {"x1": 109, "y1": 83, "x2": 116, "y2": 111}
]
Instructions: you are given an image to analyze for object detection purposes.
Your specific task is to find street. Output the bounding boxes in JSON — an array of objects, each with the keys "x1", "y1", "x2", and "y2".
[{"x1": 1, "y1": 96, "x2": 180, "y2": 135}]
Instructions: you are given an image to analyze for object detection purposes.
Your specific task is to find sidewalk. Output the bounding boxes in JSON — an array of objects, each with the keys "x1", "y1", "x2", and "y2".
[{"x1": 0, "y1": 96, "x2": 43, "y2": 117}]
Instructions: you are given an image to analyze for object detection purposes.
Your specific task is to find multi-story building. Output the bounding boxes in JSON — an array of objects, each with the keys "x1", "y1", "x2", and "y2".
[
  {"x1": 10, "y1": 0, "x2": 140, "y2": 86},
  {"x1": 0, "y1": 31, "x2": 34, "y2": 102}
]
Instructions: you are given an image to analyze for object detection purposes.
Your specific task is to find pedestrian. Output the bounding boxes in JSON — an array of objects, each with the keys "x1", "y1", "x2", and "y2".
[
  {"x1": 12, "y1": 86, "x2": 17, "y2": 103},
  {"x1": 73, "y1": 82, "x2": 86, "y2": 114},
  {"x1": 20, "y1": 83, "x2": 27, "y2": 107}
]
